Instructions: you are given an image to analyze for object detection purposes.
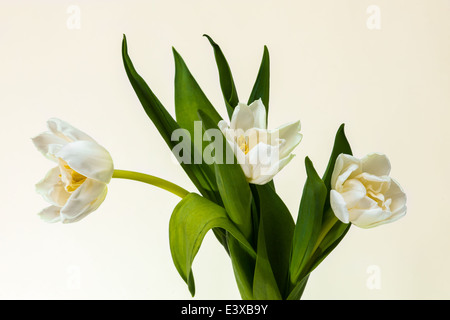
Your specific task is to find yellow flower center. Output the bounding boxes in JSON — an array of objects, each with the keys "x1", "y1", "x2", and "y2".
[
  {"x1": 367, "y1": 190, "x2": 392, "y2": 211},
  {"x1": 58, "y1": 159, "x2": 87, "y2": 193},
  {"x1": 237, "y1": 135, "x2": 250, "y2": 155}
]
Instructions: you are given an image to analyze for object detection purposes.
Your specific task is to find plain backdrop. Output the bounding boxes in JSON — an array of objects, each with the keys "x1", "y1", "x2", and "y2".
[{"x1": 1, "y1": 0, "x2": 449, "y2": 299}]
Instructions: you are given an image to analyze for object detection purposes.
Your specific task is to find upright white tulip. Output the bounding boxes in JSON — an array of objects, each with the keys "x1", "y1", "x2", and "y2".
[
  {"x1": 32, "y1": 118, "x2": 114, "y2": 223},
  {"x1": 218, "y1": 99, "x2": 302, "y2": 185},
  {"x1": 330, "y1": 153, "x2": 406, "y2": 228}
]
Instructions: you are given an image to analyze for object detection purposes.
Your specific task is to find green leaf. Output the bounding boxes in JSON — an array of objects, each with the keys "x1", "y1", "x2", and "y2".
[
  {"x1": 173, "y1": 47, "x2": 223, "y2": 140},
  {"x1": 122, "y1": 35, "x2": 217, "y2": 202},
  {"x1": 198, "y1": 111, "x2": 253, "y2": 240},
  {"x1": 286, "y1": 275, "x2": 309, "y2": 300},
  {"x1": 198, "y1": 110, "x2": 253, "y2": 241},
  {"x1": 291, "y1": 124, "x2": 353, "y2": 286},
  {"x1": 322, "y1": 123, "x2": 352, "y2": 190},
  {"x1": 169, "y1": 193, "x2": 255, "y2": 297},
  {"x1": 253, "y1": 215, "x2": 282, "y2": 300},
  {"x1": 203, "y1": 34, "x2": 239, "y2": 119},
  {"x1": 122, "y1": 35, "x2": 179, "y2": 153},
  {"x1": 227, "y1": 236, "x2": 255, "y2": 300},
  {"x1": 253, "y1": 184, "x2": 295, "y2": 299},
  {"x1": 248, "y1": 46, "x2": 270, "y2": 123},
  {"x1": 289, "y1": 157, "x2": 327, "y2": 284},
  {"x1": 318, "y1": 123, "x2": 353, "y2": 255},
  {"x1": 307, "y1": 219, "x2": 351, "y2": 273}
]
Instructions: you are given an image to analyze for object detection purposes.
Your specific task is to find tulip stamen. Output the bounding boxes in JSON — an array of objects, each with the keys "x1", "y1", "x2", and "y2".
[
  {"x1": 237, "y1": 135, "x2": 250, "y2": 155},
  {"x1": 58, "y1": 159, "x2": 87, "y2": 193}
]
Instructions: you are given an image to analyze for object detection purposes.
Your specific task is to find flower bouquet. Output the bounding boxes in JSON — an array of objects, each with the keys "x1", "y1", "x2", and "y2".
[{"x1": 32, "y1": 35, "x2": 406, "y2": 300}]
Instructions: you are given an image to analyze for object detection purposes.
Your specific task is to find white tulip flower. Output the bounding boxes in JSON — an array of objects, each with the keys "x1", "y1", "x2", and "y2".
[
  {"x1": 218, "y1": 99, "x2": 302, "y2": 185},
  {"x1": 32, "y1": 118, "x2": 114, "y2": 223},
  {"x1": 330, "y1": 153, "x2": 406, "y2": 228}
]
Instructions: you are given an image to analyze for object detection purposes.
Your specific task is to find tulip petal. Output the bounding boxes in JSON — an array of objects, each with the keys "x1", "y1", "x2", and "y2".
[
  {"x1": 361, "y1": 153, "x2": 391, "y2": 176},
  {"x1": 339, "y1": 179, "x2": 367, "y2": 209},
  {"x1": 350, "y1": 207, "x2": 388, "y2": 228},
  {"x1": 385, "y1": 178, "x2": 407, "y2": 215},
  {"x1": 38, "y1": 205, "x2": 62, "y2": 223},
  {"x1": 249, "y1": 99, "x2": 266, "y2": 129},
  {"x1": 60, "y1": 178, "x2": 108, "y2": 223},
  {"x1": 56, "y1": 140, "x2": 114, "y2": 184},
  {"x1": 31, "y1": 132, "x2": 68, "y2": 161},
  {"x1": 331, "y1": 154, "x2": 361, "y2": 190},
  {"x1": 35, "y1": 166, "x2": 71, "y2": 207},
  {"x1": 356, "y1": 172, "x2": 391, "y2": 194},
  {"x1": 330, "y1": 190, "x2": 350, "y2": 224},
  {"x1": 250, "y1": 153, "x2": 295, "y2": 185},
  {"x1": 47, "y1": 118, "x2": 96, "y2": 143},
  {"x1": 276, "y1": 120, "x2": 302, "y2": 159},
  {"x1": 230, "y1": 103, "x2": 254, "y2": 131},
  {"x1": 217, "y1": 120, "x2": 229, "y2": 132}
]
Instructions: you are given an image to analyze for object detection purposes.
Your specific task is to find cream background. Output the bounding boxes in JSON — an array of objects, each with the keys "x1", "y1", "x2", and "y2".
[{"x1": 1, "y1": 0, "x2": 449, "y2": 299}]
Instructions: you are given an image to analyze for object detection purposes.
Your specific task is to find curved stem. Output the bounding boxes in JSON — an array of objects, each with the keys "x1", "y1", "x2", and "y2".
[{"x1": 112, "y1": 169, "x2": 190, "y2": 198}]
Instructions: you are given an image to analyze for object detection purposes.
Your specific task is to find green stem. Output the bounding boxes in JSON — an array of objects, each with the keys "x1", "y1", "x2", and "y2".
[
  {"x1": 112, "y1": 169, "x2": 190, "y2": 198},
  {"x1": 311, "y1": 214, "x2": 339, "y2": 255}
]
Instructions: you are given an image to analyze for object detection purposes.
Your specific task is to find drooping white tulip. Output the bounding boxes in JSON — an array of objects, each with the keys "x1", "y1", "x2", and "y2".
[
  {"x1": 218, "y1": 99, "x2": 302, "y2": 185},
  {"x1": 32, "y1": 118, "x2": 114, "y2": 223},
  {"x1": 330, "y1": 153, "x2": 406, "y2": 228}
]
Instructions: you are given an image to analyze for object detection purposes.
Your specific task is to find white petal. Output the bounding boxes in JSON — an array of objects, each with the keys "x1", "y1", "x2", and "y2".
[
  {"x1": 47, "y1": 118, "x2": 96, "y2": 143},
  {"x1": 218, "y1": 120, "x2": 229, "y2": 133},
  {"x1": 230, "y1": 103, "x2": 254, "y2": 131},
  {"x1": 339, "y1": 179, "x2": 367, "y2": 209},
  {"x1": 31, "y1": 132, "x2": 68, "y2": 161},
  {"x1": 330, "y1": 154, "x2": 361, "y2": 190},
  {"x1": 249, "y1": 153, "x2": 295, "y2": 185},
  {"x1": 384, "y1": 178, "x2": 407, "y2": 215},
  {"x1": 248, "y1": 99, "x2": 267, "y2": 129},
  {"x1": 350, "y1": 207, "x2": 388, "y2": 228},
  {"x1": 361, "y1": 153, "x2": 391, "y2": 176},
  {"x1": 276, "y1": 121, "x2": 302, "y2": 159},
  {"x1": 38, "y1": 205, "x2": 62, "y2": 223},
  {"x1": 330, "y1": 190, "x2": 350, "y2": 224},
  {"x1": 60, "y1": 178, "x2": 108, "y2": 223},
  {"x1": 277, "y1": 120, "x2": 301, "y2": 141},
  {"x1": 353, "y1": 195, "x2": 379, "y2": 210},
  {"x1": 247, "y1": 142, "x2": 280, "y2": 168},
  {"x1": 35, "y1": 166, "x2": 71, "y2": 207},
  {"x1": 388, "y1": 205, "x2": 407, "y2": 223},
  {"x1": 56, "y1": 140, "x2": 114, "y2": 184},
  {"x1": 356, "y1": 172, "x2": 391, "y2": 194}
]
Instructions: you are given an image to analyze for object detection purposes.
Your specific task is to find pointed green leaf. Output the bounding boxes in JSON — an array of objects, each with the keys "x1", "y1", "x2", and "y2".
[
  {"x1": 122, "y1": 35, "x2": 217, "y2": 201},
  {"x1": 286, "y1": 275, "x2": 309, "y2": 300},
  {"x1": 169, "y1": 193, "x2": 255, "y2": 297},
  {"x1": 289, "y1": 157, "x2": 327, "y2": 284},
  {"x1": 317, "y1": 123, "x2": 353, "y2": 256},
  {"x1": 254, "y1": 184, "x2": 295, "y2": 299},
  {"x1": 253, "y1": 215, "x2": 282, "y2": 300},
  {"x1": 291, "y1": 125, "x2": 353, "y2": 286},
  {"x1": 122, "y1": 35, "x2": 179, "y2": 151},
  {"x1": 322, "y1": 123, "x2": 352, "y2": 189},
  {"x1": 248, "y1": 46, "x2": 270, "y2": 122},
  {"x1": 203, "y1": 34, "x2": 239, "y2": 119},
  {"x1": 173, "y1": 47, "x2": 223, "y2": 138},
  {"x1": 227, "y1": 236, "x2": 255, "y2": 300}
]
